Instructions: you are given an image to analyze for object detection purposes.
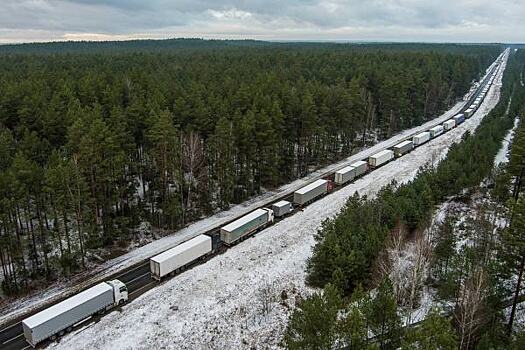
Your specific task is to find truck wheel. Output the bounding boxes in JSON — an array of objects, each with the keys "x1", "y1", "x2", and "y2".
[
  {"x1": 59, "y1": 330, "x2": 65, "y2": 336},
  {"x1": 50, "y1": 334, "x2": 57, "y2": 341},
  {"x1": 119, "y1": 299, "x2": 125, "y2": 306},
  {"x1": 66, "y1": 326, "x2": 73, "y2": 332}
]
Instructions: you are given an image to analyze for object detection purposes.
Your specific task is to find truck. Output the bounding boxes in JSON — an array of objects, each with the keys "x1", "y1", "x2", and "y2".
[
  {"x1": 334, "y1": 165, "x2": 356, "y2": 185},
  {"x1": 393, "y1": 140, "x2": 413, "y2": 157},
  {"x1": 22, "y1": 280, "x2": 128, "y2": 347},
  {"x1": 429, "y1": 125, "x2": 444, "y2": 138},
  {"x1": 351, "y1": 160, "x2": 368, "y2": 177},
  {"x1": 443, "y1": 119, "x2": 456, "y2": 131},
  {"x1": 453, "y1": 113, "x2": 465, "y2": 125},
  {"x1": 413, "y1": 131, "x2": 431, "y2": 146},
  {"x1": 368, "y1": 150, "x2": 394, "y2": 168},
  {"x1": 150, "y1": 234, "x2": 212, "y2": 281},
  {"x1": 272, "y1": 200, "x2": 293, "y2": 217},
  {"x1": 464, "y1": 108, "x2": 474, "y2": 118},
  {"x1": 293, "y1": 179, "x2": 329, "y2": 206},
  {"x1": 220, "y1": 208, "x2": 274, "y2": 244}
]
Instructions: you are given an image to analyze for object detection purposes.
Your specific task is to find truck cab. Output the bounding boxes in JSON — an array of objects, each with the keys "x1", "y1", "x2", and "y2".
[
  {"x1": 264, "y1": 208, "x2": 275, "y2": 224},
  {"x1": 106, "y1": 279, "x2": 128, "y2": 306}
]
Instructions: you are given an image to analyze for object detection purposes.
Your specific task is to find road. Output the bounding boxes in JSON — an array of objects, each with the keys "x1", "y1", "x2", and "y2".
[{"x1": 0, "y1": 49, "x2": 507, "y2": 350}]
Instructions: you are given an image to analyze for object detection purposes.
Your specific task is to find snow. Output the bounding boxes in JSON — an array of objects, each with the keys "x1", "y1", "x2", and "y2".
[
  {"x1": 494, "y1": 117, "x2": 520, "y2": 167},
  {"x1": 45, "y1": 51, "x2": 507, "y2": 350}
]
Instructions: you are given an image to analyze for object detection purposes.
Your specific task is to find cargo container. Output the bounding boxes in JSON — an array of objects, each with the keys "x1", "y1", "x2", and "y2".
[
  {"x1": 413, "y1": 132, "x2": 431, "y2": 146},
  {"x1": 22, "y1": 280, "x2": 128, "y2": 347},
  {"x1": 393, "y1": 140, "x2": 413, "y2": 157},
  {"x1": 453, "y1": 113, "x2": 465, "y2": 125},
  {"x1": 150, "y1": 235, "x2": 212, "y2": 281},
  {"x1": 293, "y1": 179, "x2": 329, "y2": 206},
  {"x1": 369, "y1": 150, "x2": 394, "y2": 168},
  {"x1": 334, "y1": 166, "x2": 356, "y2": 185},
  {"x1": 351, "y1": 160, "x2": 368, "y2": 177},
  {"x1": 464, "y1": 108, "x2": 474, "y2": 118},
  {"x1": 272, "y1": 200, "x2": 293, "y2": 217},
  {"x1": 220, "y1": 208, "x2": 274, "y2": 244},
  {"x1": 429, "y1": 125, "x2": 444, "y2": 138},
  {"x1": 443, "y1": 120, "x2": 456, "y2": 131}
]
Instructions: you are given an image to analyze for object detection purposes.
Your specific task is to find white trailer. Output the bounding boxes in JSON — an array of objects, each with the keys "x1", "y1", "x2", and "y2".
[
  {"x1": 351, "y1": 160, "x2": 368, "y2": 177},
  {"x1": 464, "y1": 108, "x2": 474, "y2": 118},
  {"x1": 293, "y1": 179, "x2": 329, "y2": 206},
  {"x1": 443, "y1": 119, "x2": 456, "y2": 131},
  {"x1": 413, "y1": 132, "x2": 431, "y2": 146},
  {"x1": 22, "y1": 280, "x2": 128, "y2": 347},
  {"x1": 220, "y1": 208, "x2": 274, "y2": 244},
  {"x1": 429, "y1": 125, "x2": 444, "y2": 138},
  {"x1": 334, "y1": 166, "x2": 356, "y2": 185},
  {"x1": 150, "y1": 235, "x2": 212, "y2": 281},
  {"x1": 393, "y1": 140, "x2": 413, "y2": 157},
  {"x1": 368, "y1": 150, "x2": 394, "y2": 168},
  {"x1": 272, "y1": 200, "x2": 293, "y2": 217}
]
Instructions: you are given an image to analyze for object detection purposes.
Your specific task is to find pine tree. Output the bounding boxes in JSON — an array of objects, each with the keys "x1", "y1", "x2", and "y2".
[{"x1": 401, "y1": 309, "x2": 457, "y2": 350}]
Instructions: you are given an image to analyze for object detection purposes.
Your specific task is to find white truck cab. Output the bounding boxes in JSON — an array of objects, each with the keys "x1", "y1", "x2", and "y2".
[
  {"x1": 106, "y1": 279, "x2": 129, "y2": 306},
  {"x1": 265, "y1": 208, "x2": 275, "y2": 224}
]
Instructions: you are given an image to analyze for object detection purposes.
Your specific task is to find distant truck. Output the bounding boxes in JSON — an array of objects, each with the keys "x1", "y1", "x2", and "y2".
[
  {"x1": 150, "y1": 235, "x2": 212, "y2": 281},
  {"x1": 393, "y1": 140, "x2": 413, "y2": 157},
  {"x1": 22, "y1": 280, "x2": 128, "y2": 347},
  {"x1": 334, "y1": 165, "x2": 356, "y2": 185},
  {"x1": 453, "y1": 113, "x2": 465, "y2": 125},
  {"x1": 293, "y1": 179, "x2": 329, "y2": 206},
  {"x1": 350, "y1": 160, "x2": 368, "y2": 177},
  {"x1": 272, "y1": 200, "x2": 293, "y2": 217},
  {"x1": 368, "y1": 150, "x2": 394, "y2": 168},
  {"x1": 429, "y1": 125, "x2": 444, "y2": 138},
  {"x1": 220, "y1": 208, "x2": 274, "y2": 244},
  {"x1": 413, "y1": 132, "x2": 431, "y2": 146},
  {"x1": 443, "y1": 119, "x2": 456, "y2": 131}
]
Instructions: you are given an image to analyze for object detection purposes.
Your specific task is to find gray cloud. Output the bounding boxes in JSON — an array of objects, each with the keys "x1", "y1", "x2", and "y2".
[{"x1": 0, "y1": 0, "x2": 523, "y2": 43}]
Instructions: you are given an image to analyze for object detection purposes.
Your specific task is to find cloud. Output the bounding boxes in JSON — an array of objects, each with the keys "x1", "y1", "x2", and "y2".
[{"x1": 0, "y1": 0, "x2": 523, "y2": 43}]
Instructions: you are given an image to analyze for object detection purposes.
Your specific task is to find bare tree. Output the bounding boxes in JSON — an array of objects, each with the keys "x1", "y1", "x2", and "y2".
[
  {"x1": 182, "y1": 132, "x2": 206, "y2": 218},
  {"x1": 455, "y1": 268, "x2": 488, "y2": 350}
]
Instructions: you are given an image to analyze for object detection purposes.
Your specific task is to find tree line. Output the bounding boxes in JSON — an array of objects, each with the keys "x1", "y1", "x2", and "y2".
[
  {"x1": 286, "y1": 49, "x2": 525, "y2": 349},
  {"x1": 0, "y1": 41, "x2": 499, "y2": 296}
]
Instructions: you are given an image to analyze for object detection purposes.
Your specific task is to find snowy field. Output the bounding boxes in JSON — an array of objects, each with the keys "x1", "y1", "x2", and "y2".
[
  {"x1": 44, "y1": 53, "x2": 507, "y2": 350},
  {"x1": 0, "y1": 53, "x2": 505, "y2": 327}
]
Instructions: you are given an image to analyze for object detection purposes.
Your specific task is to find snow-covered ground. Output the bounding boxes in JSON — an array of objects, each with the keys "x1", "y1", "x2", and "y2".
[
  {"x1": 43, "y1": 52, "x2": 507, "y2": 350},
  {"x1": 494, "y1": 116, "x2": 520, "y2": 167},
  {"x1": 1, "y1": 53, "x2": 506, "y2": 327}
]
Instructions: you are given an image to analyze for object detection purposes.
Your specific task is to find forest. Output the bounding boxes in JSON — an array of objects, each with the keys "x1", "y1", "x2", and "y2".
[
  {"x1": 285, "y1": 49, "x2": 525, "y2": 349},
  {"x1": 0, "y1": 40, "x2": 500, "y2": 296}
]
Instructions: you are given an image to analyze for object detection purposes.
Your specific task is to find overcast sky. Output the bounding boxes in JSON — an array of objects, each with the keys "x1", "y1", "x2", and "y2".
[{"x1": 1, "y1": 0, "x2": 524, "y2": 44}]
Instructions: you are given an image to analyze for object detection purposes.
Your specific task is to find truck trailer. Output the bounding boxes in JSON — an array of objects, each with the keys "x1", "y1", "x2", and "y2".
[
  {"x1": 453, "y1": 113, "x2": 465, "y2": 125},
  {"x1": 150, "y1": 234, "x2": 212, "y2": 281},
  {"x1": 368, "y1": 150, "x2": 394, "y2": 168},
  {"x1": 464, "y1": 108, "x2": 474, "y2": 118},
  {"x1": 351, "y1": 160, "x2": 368, "y2": 177},
  {"x1": 429, "y1": 125, "x2": 444, "y2": 138},
  {"x1": 22, "y1": 280, "x2": 128, "y2": 347},
  {"x1": 293, "y1": 179, "x2": 329, "y2": 206},
  {"x1": 443, "y1": 119, "x2": 456, "y2": 131},
  {"x1": 393, "y1": 140, "x2": 413, "y2": 157},
  {"x1": 413, "y1": 132, "x2": 431, "y2": 146},
  {"x1": 272, "y1": 200, "x2": 293, "y2": 217},
  {"x1": 334, "y1": 166, "x2": 356, "y2": 185},
  {"x1": 220, "y1": 208, "x2": 274, "y2": 244}
]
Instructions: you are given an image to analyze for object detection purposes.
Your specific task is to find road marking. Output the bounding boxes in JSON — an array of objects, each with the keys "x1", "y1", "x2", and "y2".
[
  {"x1": 2, "y1": 333, "x2": 23, "y2": 345},
  {"x1": 0, "y1": 322, "x2": 21, "y2": 333},
  {"x1": 126, "y1": 272, "x2": 151, "y2": 286},
  {"x1": 115, "y1": 262, "x2": 150, "y2": 279}
]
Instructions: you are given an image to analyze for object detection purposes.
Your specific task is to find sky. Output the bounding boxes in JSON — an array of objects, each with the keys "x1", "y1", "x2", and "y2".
[{"x1": 0, "y1": 0, "x2": 524, "y2": 44}]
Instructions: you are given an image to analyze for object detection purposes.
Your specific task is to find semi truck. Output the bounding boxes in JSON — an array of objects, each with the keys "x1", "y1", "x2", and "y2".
[
  {"x1": 453, "y1": 113, "x2": 465, "y2": 125},
  {"x1": 443, "y1": 119, "x2": 456, "y2": 131},
  {"x1": 368, "y1": 150, "x2": 394, "y2": 168},
  {"x1": 220, "y1": 208, "x2": 274, "y2": 244},
  {"x1": 272, "y1": 201, "x2": 293, "y2": 217},
  {"x1": 22, "y1": 280, "x2": 128, "y2": 347},
  {"x1": 293, "y1": 179, "x2": 329, "y2": 206},
  {"x1": 150, "y1": 234, "x2": 212, "y2": 281},
  {"x1": 334, "y1": 165, "x2": 356, "y2": 185},
  {"x1": 351, "y1": 160, "x2": 368, "y2": 177},
  {"x1": 429, "y1": 125, "x2": 444, "y2": 138},
  {"x1": 413, "y1": 132, "x2": 431, "y2": 146},
  {"x1": 393, "y1": 140, "x2": 413, "y2": 157}
]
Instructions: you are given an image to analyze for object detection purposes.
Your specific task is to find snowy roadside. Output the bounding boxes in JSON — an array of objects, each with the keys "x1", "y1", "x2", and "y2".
[
  {"x1": 0, "y1": 62, "x2": 498, "y2": 327},
  {"x1": 46, "y1": 52, "x2": 507, "y2": 350},
  {"x1": 494, "y1": 116, "x2": 520, "y2": 167}
]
